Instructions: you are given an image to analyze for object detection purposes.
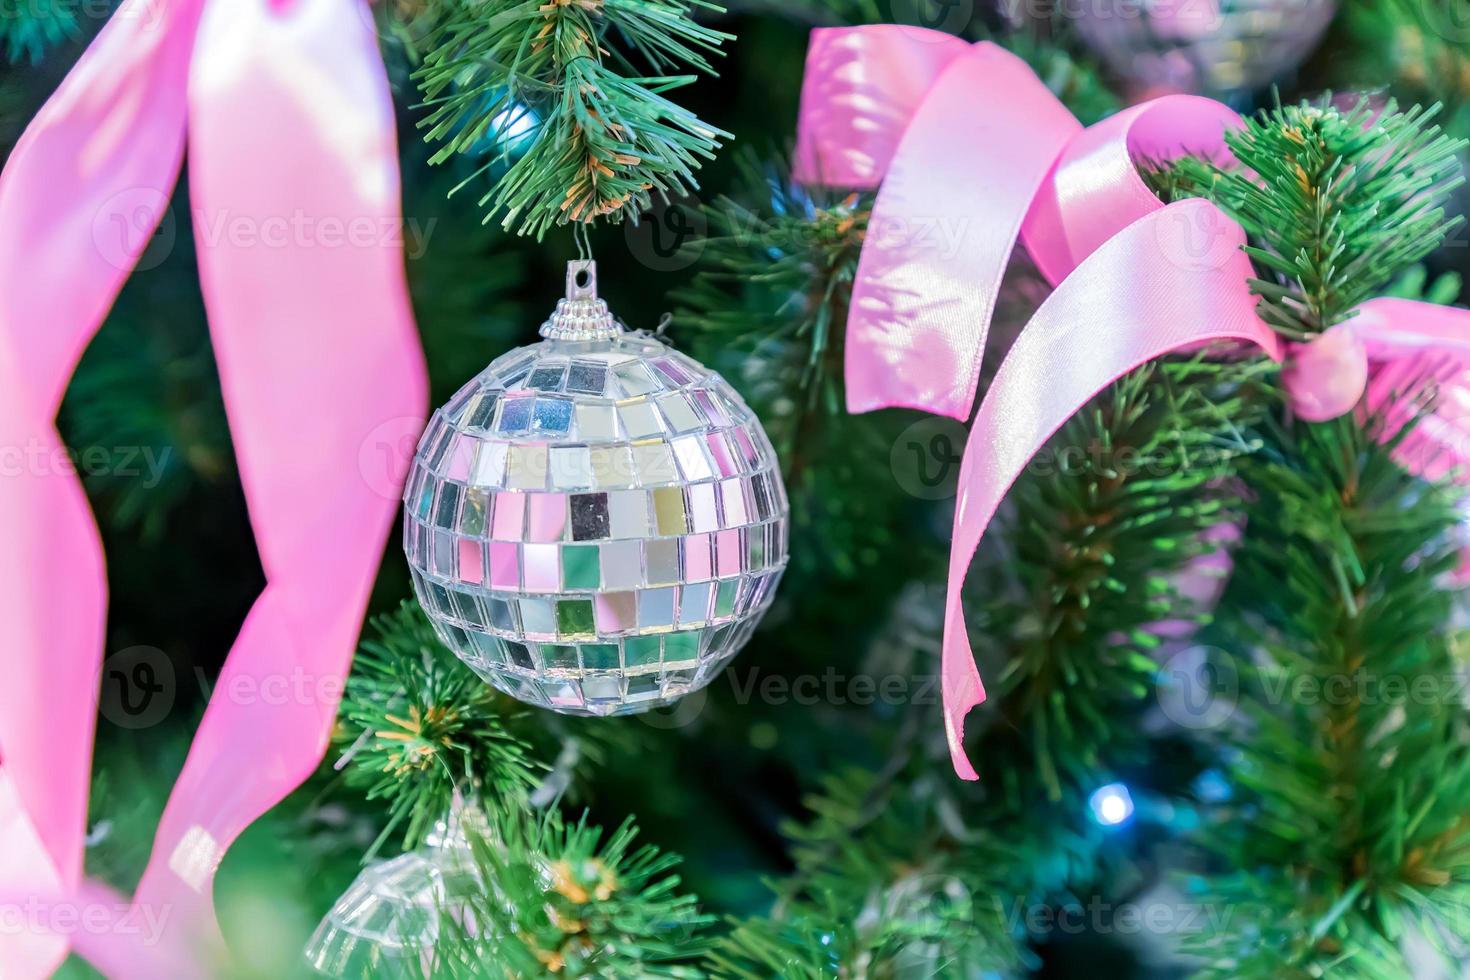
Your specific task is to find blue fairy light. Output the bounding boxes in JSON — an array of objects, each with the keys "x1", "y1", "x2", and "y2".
[{"x1": 1089, "y1": 782, "x2": 1135, "y2": 827}]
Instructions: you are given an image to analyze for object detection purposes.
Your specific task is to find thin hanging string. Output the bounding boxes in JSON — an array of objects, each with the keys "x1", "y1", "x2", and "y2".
[{"x1": 573, "y1": 221, "x2": 592, "y2": 262}]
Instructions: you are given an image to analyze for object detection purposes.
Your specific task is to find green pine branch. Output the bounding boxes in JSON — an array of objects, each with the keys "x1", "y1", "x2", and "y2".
[
  {"x1": 426, "y1": 808, "x2": 712, "y2": 977},
  {"x1": 1185, "y1": 410, "x2": 1470, "y2": 979},
  {"x1": 61, "y1": 309, "x2": 233, "y2": 542},
  {"x1": 1153, "y1": 97, "x2": 1470, "y2": 978},
  {"x1": 334, "y1": 601, "x2": 632, "y2": 857},
  {"x1": 675, "y1": 155, "x2": 944, "y2": 601},
  {"x1": 709, "y1": 767, "x2": 1022, "y2": 978},
  {"x1": 676, "y1": 149, "x2": 1275, "y2": 974},
  {"x1": 1154, "y1": 98, "x2": 1465, "y2": 341},
  {"x1": 335, "y1": 603, "x2": 542, "y2": 854},
  {"x1": 673, "y1": 152, "x2": 868, "y2": 470},
  {"x1": 414, "y1": 0, "x2": 731, "y2": 238}
]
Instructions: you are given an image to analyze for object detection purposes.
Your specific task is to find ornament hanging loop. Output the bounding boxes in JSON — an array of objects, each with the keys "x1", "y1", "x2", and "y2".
[
  {"x1": 567, "y1": 259, "x2": 597, "y2": 299},
  {"x1": 540, "y1": 260, "x2": 623, "y2": 341}
]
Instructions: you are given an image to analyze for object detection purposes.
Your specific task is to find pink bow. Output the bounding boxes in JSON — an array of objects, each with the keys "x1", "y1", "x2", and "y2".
[
  {"x1": 794, "y1": 26, "x2": 1470, "y2": 780},
  {"x1": 0, "y1": 0, "x2": 427, "y2": 974}
]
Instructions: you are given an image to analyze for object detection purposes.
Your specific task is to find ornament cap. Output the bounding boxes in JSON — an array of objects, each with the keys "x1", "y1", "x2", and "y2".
[{"x1": 539, "y1": 260, "x2": 623, "y2": 341}]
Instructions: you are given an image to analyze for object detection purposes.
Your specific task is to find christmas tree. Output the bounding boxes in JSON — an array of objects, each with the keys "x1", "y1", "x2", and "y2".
[{"x1": 6, "y1": 0, "x2": 1470, "y2": 977}]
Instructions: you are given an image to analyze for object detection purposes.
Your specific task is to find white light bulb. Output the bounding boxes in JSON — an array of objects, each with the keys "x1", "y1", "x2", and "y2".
[
  {"x1": 491, "y1": 104, "x2": 539, "y2": 147},
  {"x1": 1089, "y1": 783, "x2": 1135, "y2": 827}
]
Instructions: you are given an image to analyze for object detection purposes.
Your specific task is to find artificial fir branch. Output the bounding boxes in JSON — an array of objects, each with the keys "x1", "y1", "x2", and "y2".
[
  {"x1": 1186, "y1": 410, "x2": 1470, "y2": 978},
  {"x1": 674, "y1": 155, "x2": 941, "y2": 604},
  {"x1": 1157, "y1": 98, "x2": 1465, "y2": 340},
  {"x1": 425, "y1": 808, "x2": 712, "y2": 977},
  {"x1": 1158, "y1": 98, "x2": 1470, "y2": 976},
  {"x1": 776, "y1": 766, "x2": 1019, "y2": 972},
  {"x1": 414, "y1": 0, "x2": 731, "y2": 237},
  {"x1": 676, "y1": 127, "x2": 1272, "y2": 976},
  {"x1": 1381, "y1": 264, "x2": 1463, "y2": 304},
  {"x1": 709, "y1": 767, "x2": 1022, "y2": 978},
  {"x1": 61, "y1": 307, "x2": 234, "y2": 541},
  {"x1": 336, "y1": 603, "x2": 542, "y2": 854}
]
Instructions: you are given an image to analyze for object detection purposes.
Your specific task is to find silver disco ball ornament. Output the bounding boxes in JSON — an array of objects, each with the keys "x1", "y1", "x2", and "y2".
[
  {"x1": 403, "y1": 261, "x2": 788, "y2": 715},
  {"x1": 305, "y1": 809, "x2": 486, "y2": 976},
  {"x1": 1067, "y1": 0, "x2": 1336, "y2": 97}
]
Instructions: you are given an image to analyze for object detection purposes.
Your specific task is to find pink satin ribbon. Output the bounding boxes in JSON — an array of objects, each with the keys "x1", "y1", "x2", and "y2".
[
  {"x1": 1355, "y1": 299, "x2": 1470, "y2": 483},
  {"x1": 0, "y1": 0, "x2": 427, "y2": 973},
  {"x1": 795, "y1": 26, "x2": 1470, "y2": 780}
]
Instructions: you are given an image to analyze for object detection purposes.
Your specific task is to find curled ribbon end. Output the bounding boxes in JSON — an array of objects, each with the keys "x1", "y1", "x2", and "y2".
[
  {"x1": 941, "y1": 606, "x2": 986, "y2": 781},
  {"x1": 943, "y1": 687, "x2": 984, "y2": 782}
]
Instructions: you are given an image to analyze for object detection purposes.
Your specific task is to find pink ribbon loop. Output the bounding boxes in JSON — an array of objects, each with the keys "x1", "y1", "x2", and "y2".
[
  {"x1": 837, "y1": 39, "x2": 1081, "y2": 420},
  {"x1": 941, "y1": 202, "x2": 1280, "y2": 778},
  {"x1": 1021, "y1": 95, "x2": 1245, "y2": 285},
  {"x1": 0, "y1": 0, "x2": 203, "y2": 972},
  {"x1": 793, "y1": 26, "x2": 971, "y2": 190},
  {"x1": 0, "y1": 0, "x2": 427, "y2": 973}
]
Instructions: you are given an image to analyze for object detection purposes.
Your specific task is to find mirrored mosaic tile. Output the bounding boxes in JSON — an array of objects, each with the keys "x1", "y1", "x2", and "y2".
[
  {"x1": 589, "y1": 445, "x2": 634, "y2": 488},
  {"x1": 600, "y1": 540, "x2": 642, "y2": 590},
  {"x1": 496, "y1": 396, "x2": 534, "y2": 434},
  {"x1": 571, "y1": 493, "x2": 610, "y2": 541},
  {"x1": 607, "y1": 490, "x2": 649, "y2": 538},
  {"x1": 528, "y1": 364, "x2": 567, "y2": 392},
  {"x1": 575, "y1": 403, "x2": 619, "y2": 442},
  {"x1": 618, "y1": 402, "x2": 663, "y2": 439},
  {"x1": 532, "y1": 397, "x2": 574, "y2": 435},
  {"x1": 505, "y1": 445, "x2": 548, "y2": 490},
  {"x1": 566, "y1": 361, "x2": 608, "y2": 395},
  {"x1": 657, "y1": 394, "x2": 703, "y2": 433},
  {"x1": 631, "y1": 442, "x2": 677, "y2": 484},
  {"x1": 549, "y1": 446, "x2": 593, "y2": 490},
  {"x1": 471, "y1": 441, "x2": 507, "y2": 488},
  {"x1": 613, "y1": 360, "x2": 659, "y2": 397}
]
